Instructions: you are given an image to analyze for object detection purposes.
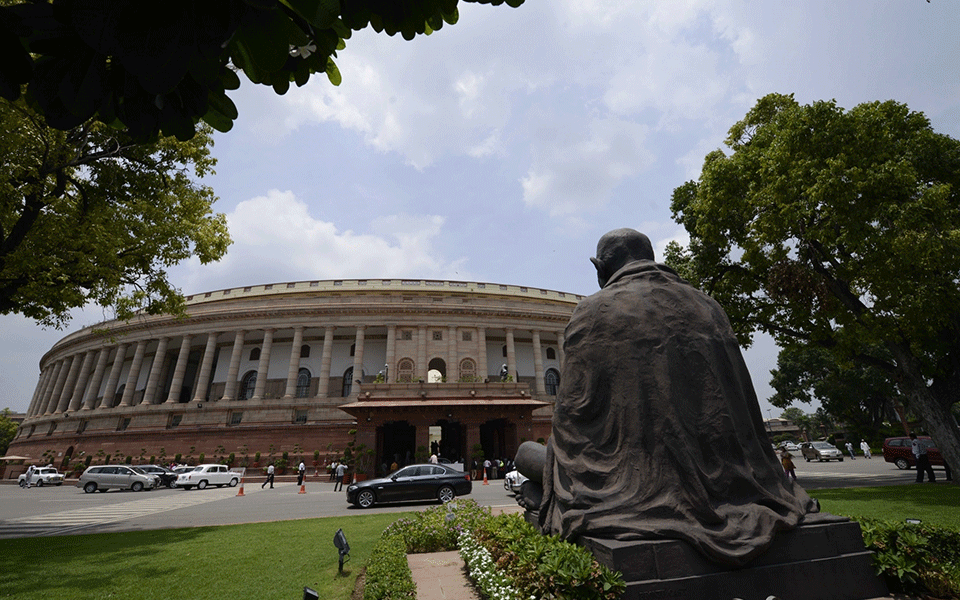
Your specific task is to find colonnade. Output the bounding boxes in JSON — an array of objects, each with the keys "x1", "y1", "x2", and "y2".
[{"x1": 23, "y1": 324, "x2": 566, "y2": 420}]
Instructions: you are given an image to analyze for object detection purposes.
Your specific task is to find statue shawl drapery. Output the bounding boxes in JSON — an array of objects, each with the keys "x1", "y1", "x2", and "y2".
[{"x1": 540, "y1": 260, "x2": 819, "y2": 567}]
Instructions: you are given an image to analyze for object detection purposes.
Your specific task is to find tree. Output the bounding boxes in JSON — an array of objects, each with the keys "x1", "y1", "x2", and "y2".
[
  {"x1": 0, "y1": 0, "x2": 525, "y2": 141},
  {"x1": 669, "y1": 93, "x2": 960, "y2": 481},
  {"x1": 0, "y1": 408, "x2": 17, "y2": 456},
  {"x1": 0, "y1": 98, "x2": 231, "y2": 327}
]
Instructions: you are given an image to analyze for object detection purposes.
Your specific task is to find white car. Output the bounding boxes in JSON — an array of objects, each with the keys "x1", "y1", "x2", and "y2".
[
  {"x1": 18, "y1": 467, "x2": 65, "y2": 487},
  {"x1": 175, "y1": 464, "x2": 243, "y2": 490},
  {"x1": 504, "y1": 469, "x2": 528, "y2": 494}
]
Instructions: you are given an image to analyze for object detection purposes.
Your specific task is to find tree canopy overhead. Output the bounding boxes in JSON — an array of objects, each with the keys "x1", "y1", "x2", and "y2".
[
  {"x1": 0, "y1": 98, "x2": 231, "y2": 327},
  {"x1": 669, "y1": 93, "x2": 960, "y2": 480},
  {"x1": 0, "y1": 0, "x2": 524, "y2": 141}
]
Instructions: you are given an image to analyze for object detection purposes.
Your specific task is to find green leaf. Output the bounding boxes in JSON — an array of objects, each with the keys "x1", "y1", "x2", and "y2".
[
  {"x1": 325, "y1": 58, "x2": 341, "y2": 86},
  {"x1": 282, "y1": 0, "x2": 341, "y2": 28}
]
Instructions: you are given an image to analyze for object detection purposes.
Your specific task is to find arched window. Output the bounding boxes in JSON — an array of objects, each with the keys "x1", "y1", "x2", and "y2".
[
  {"x1": 459, "y1": 358, "x2": 477, "y2": 382},
  {"x1": 342, "y1": 367, "x2": 354, "y2": 397},
  {"x1": 249, "y1": 347, "x2": 260, "y2": 361},
  {"x1": 546, "y1": 347, "x2": 557, "y2": 360},
  {"x1": 545, "y1": 368, "x2": 560, "y2": 396},
  {"x1": 301, "y1": 344, "x2": 311, "y2": 358},
  {"x1": 397, "y1": 358, "x2": 415, "y2": 383},
  {"x1": 239, "y1": 370, "x2": 257, "y2": 400},
  {"x1": 296, "y1": 368, "x2": 311, "y2": 398}
]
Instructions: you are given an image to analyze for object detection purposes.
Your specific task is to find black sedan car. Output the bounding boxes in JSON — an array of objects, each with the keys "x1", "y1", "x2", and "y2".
[
  {"x1": 346, "y1": 463, "x2": 472, "y2": 508},
  {"x1": 137, "y1": 465, "x2": 179, "y2": 488}
]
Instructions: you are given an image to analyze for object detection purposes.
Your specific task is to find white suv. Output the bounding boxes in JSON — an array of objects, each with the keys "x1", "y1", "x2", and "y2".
[
  {"x1": 175, "y1": 464, "x2": 242, "y2": 490},
  {"x1": 18, "y1": 467, "x2": 65, "y2": 487},
  {"x1": 77, "y1": 465, "x2": 157, "y2": 493}
]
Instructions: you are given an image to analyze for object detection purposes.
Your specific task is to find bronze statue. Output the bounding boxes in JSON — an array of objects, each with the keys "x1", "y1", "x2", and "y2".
[{"x1": 538, "y1": 228, "x2": 820, "y2": 567}]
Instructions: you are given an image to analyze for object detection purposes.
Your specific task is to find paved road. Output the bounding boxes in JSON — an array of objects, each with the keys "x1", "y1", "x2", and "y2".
[{"x1": 0, "y1": 457, "x2": 947, "y2": 539}]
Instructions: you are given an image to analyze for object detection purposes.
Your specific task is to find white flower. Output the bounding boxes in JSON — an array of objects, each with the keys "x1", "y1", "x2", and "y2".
[{"x1": 289, "y1": 43, "x2": 317, "y2": 58}]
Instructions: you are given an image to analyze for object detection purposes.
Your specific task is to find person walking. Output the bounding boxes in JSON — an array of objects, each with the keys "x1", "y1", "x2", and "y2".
[
  {"x1": 23, "y1": 465, "x2": 35, "y2": 489},
  {"x1": 911, "y1": 432, "x2": 936, "y2": 483},
  {"x1": 297, "y1": 461, "x2": 306, "y2": 486},
  {"x1": 334, "y1": 462, "x2": 347, "y2": 492},
  {"x1": 844, "y1": 441, "x2": 856, "y2": 460},
  {"x1": 860, "y1": 440, "x2": 872, "y2": 459},
  {"x1": 262, "y1": 463, "x2": 275, "y2": 489},
  {"x1": 780, "y1": 447, "x2": 797, "y2": 482}
]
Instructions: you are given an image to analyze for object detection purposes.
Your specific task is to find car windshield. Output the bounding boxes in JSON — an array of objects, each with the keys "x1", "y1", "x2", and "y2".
[
  {"x1": 130, "y1": 467, "x2": 147, "y2": 474},
  {"x1": 812, "y1": 442, "x2": 834, "y2": 449}
]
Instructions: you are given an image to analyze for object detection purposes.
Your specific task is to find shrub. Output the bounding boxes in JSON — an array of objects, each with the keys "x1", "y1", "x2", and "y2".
[
  {"x1": 363, "y1": 533, "x2": 416, "y2": 600},
  {"x1": 857, "y1": 517, "x2": 960, "y2": 598}
]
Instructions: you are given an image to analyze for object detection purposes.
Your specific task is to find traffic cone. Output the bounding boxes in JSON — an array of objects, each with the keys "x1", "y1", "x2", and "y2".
[
  {"x1": 236, "y1": 477, "x2": 245, "y2": 497},
  {"x1": 298, "y1": 483, "x2": 306, "y2": 494},
  {"x1": 482, "y1": 470, "x2": 489, "y2": 485}
]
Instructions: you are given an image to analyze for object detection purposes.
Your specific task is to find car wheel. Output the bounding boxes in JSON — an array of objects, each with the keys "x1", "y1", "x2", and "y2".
[
  {"x1": 168, "y1": 480, "x2": 177, "y2": 489},
  {"x1": 131, "y1": 482, "x2": 144, "y2": 492},
  {"x1": 818, "y1": 456, "x2": 824, "y2": 462},
  {"x1": 437, "y1": 485, "x2": 456, "y2": 503},
  {"x1": 838, "y1": 458, "x2": 843, "y2": 462},
  {"x1": 895, "y1": 458, "x2": 910, "y2": 470},
  {"x1": 357, "y1": 489, "x2": 376, "y2": 508},
  {"x1": 197, "y1": 480, "x2": 208, "y2": 490},
  {"x1": 83, "y1": 482, "x2": 97, "y2": 494},
  {"x1": 229, "y1": 478, "x2": 239, "y2": 487},
  {"x1": 37, "y1": 480, "x2": 44, "y2": 487},
  {"x1": 18, "y1": 480, "x2": 25, "y2": 488}
]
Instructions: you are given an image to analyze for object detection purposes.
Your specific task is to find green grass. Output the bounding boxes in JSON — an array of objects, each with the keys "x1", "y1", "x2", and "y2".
[
  {"x1": 1, "y1": 485, "x2": 957, "y2": 600},
  {"x1": 808, "y1": 483, "x2": 960, "y2": 528},
  {"x1": 0, "y1": 513, "x2": 413, "y2": 600}
]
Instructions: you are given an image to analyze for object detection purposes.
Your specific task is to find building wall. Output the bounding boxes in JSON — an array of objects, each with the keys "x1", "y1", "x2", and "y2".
[{"x1": 9, "y1": 279, "x2": 579, "y2": 471}]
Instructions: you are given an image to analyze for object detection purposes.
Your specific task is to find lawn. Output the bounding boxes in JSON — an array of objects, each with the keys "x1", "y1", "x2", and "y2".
[
  {"x1": 0, "y1": 513, "x2": 412, "y2": 600},
  {"x1": 809, "y1": 483, "x2": 960, "y2": 528},
  {"x1": 1, "y1": 484, "x2": 957, "y2": 600}
]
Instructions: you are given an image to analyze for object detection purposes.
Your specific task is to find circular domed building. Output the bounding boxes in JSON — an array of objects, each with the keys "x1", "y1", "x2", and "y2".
[{"x1": 10, "y1": 279, "x2": 579, "y2": 475}]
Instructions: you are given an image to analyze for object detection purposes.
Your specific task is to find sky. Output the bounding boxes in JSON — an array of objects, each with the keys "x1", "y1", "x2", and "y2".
[{"x1": 2, "y1": 1, "x2": 959, "y2": 422}]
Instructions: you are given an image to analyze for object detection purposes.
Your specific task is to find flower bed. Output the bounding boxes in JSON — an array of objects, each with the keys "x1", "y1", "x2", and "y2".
[{"x1": 362, "y1": 500, "x2": 624, "y2": 600}]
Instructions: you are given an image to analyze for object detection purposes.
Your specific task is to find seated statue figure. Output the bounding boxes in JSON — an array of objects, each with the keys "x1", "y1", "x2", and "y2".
[{"x1": 539, "y1": 228, "x2": 820, "y2": 567}]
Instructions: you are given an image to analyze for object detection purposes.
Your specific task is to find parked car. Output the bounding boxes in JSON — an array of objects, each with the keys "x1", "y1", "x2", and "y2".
[
  {"x1": 347, "y1": 463, "x2": 472, "y2": 508},
  {"x1": 137, "y1": 465, "x2": 179, "y2": 488},
  {"x1": 18, "y1": 467, "x2": 65, "y2": 487},
  {"x1": 77, "y1": 465, "x2": 157, "y2": 493},
  {"x1": 779, "y1": 442, "x2": 800, "y2": 452},
  {"x1": 504, "y1": 469, "x2": 528, "y2": 494},
  {"x1": 882, "y1": 436, "x2": 945, "y2": 470},
  {"x1": 175, "y1": 464, "x2": 242, "y2": 490},
  {"x1": 800, "y1": 441, "x2": 844, "y2": 462}
]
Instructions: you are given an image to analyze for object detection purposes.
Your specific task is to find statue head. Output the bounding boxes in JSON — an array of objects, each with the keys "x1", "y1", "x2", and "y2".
[{"x1": 590, "y1": 228, "x2": 654, "y2": 288}]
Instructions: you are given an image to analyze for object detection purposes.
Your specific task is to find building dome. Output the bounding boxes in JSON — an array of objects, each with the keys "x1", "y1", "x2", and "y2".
[{"x1": 10, "y1": 279, "x2": 579, "y2": 474}]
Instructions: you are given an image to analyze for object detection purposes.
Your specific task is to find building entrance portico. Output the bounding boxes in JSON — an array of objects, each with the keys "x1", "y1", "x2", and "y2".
[{"x1": 340, "y1": 381, "x2": 547, "y2": 477}]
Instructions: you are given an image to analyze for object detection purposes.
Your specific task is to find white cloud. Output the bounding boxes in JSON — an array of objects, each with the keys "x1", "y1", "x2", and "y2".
[
  {"x1": 521, "y1": 118, "x2": 653, "y2": 217},
  {"x1": 172, "y1": 190, "x2": 468, "y2": 293}
]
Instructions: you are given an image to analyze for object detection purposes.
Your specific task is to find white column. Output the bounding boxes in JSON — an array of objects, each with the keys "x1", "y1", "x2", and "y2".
[
  {"x1": 141, "y1": 337, "x2": 170, "y2": 405},
  {"x1": 221, "y1": 330, "x2": 246, "y2": 401},
  {"x1": 532, "y1": 330, "x2": 545, "y2": 395},
  {"x1": 284, "y1": 326, "x2": 304, "y2": 398},
  {"x1": 165, "y1": 335, "x2": 193, "y2": 404},
  {"x1": 351, "y1": 326, "x2": 366, "y2": 395},
  {"x1": 68, "y1": 350, "x2": 96, "y2": 412},
  {"x1": 251, "y1": 329, "x2": 274, "y2": 401},
  {"x1": 448, "y1": 325, "x2": 457, "y2": 381},
  {"x1": 119, "y1": 340, "x2": 148, "y2": 407},
  {"x1": 477, "y1": 328, "x2": 488, "y2": 382},
  {"x1": 83, "y1": 348, "x2": 111, "y2": 410},
  {"x1": 505, "y1": 329, "x2": 517, "y2": 381},
  {"x1": 318, "y1": 326, "x2": 334, "y2": 397},
  {"x1": 101, "y1": 343, "x2": 128, "y2": 409},
  {"x1": 192, "y1": 332, "x2": 219, "y2": 402},
  {"x1": 417, "y1": 325, "x2": 427, "y2": 381},
  {"x1": 27, "y1": 366, "x2": 53, "y2": 416},
  {"x1": 56, "y1": 354, "x2": 83, "y2": 413}
]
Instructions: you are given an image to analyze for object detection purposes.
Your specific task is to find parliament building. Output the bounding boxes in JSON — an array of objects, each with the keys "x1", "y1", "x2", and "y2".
[{"x1": 9, "y1": 279, "x2": 579, "y2": 474}]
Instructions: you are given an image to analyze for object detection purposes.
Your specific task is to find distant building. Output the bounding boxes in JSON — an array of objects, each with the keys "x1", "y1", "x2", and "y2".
[{"x1": 9, "y1": 279, "x2": 579, "y2": 473}]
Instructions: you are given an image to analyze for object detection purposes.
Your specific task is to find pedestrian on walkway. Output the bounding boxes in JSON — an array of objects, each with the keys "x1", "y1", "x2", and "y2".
[
  {"x1": 23, "y1": 465, "x2": 35, "y2": 489},
  {"x1": 262, "y1": 463, "x2": 275, "y2": 489},
  {"x1": 911, "y1": 433, "x2": 936, "y2": 483},
  {"x1": 844, "y1": 442, "x2": 856, "y2": 460},
  {"x1": 780, "y1": 447, "x2": 797, "y2": 482},
  {"x1": 860, "y1": 440, "x2": 872, "y2": 459},
  {"x1": 297, "y1": 461, "x2": 306, "y2": 486},
  {"x1": 334, "y1": 462, "x2": 347, "y2": 492}
]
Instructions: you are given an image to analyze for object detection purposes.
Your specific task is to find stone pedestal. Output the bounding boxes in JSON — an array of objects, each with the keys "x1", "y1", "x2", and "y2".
[{"x1": 581, "y1": 520, "x2": 887, "y2": 600}]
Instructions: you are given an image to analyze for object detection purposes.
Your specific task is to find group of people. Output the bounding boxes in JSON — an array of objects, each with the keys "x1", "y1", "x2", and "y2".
[
  {"x1": 778, "y1": 438, "x2": 873, "y2": 480},
  {"x1": 843, "y1": 440, "x2": 873, "y2": 460},
  {"x1": 474, "y1": 457, "x2": 513, "y2": 481}
]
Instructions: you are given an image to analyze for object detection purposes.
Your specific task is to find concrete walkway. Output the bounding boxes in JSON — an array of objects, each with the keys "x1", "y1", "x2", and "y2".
[{"x1": 408, "y1": 551, "x2": 478, "y2": 600}]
